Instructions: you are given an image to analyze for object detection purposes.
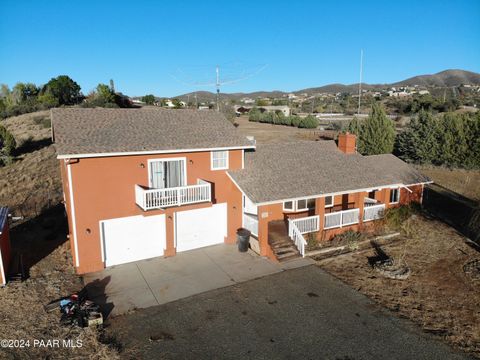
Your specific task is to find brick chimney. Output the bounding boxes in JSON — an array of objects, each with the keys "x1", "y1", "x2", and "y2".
[{"x1": 337, "y1": 132, "x2": 356, "y2": 154}]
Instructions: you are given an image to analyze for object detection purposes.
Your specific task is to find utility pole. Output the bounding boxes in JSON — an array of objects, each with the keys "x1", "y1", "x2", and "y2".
[{"x1": 357, "y1": 49, "x2": 363, "y2": 115}]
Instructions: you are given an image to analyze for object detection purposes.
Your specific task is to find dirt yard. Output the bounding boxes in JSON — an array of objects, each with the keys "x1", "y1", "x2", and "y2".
[
  {"x1": 0, "y1": 111, "x2": 121, "y2": 359},
  {"x1": 319, "y1": 215, "x2": 480, "y2": 358},
  {"x1": 416, "y1": 165, "x2": 480, "y2": 203},
  {"x1": 234, "y1": 115, "x2": 330, "y2": 143}
]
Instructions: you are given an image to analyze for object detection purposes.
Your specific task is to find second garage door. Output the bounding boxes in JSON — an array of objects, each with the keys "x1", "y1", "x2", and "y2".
[
  {"x1": 101, "y1": 214, "x2": 166, "y2": 267},
  {"x1": 175, "y1": 203, "x2": 227, "y2": 252}
]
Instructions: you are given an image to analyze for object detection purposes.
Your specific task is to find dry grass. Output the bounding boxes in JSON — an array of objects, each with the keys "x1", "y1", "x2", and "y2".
[
  {"x1": 416, "y1": 165, "x2": 480, "y2": 203},
  {"x1": 0, "y1": 111, "x2": 121, "y2": 358},
  {"x1": 319, "y1": 215, "x2": 480, "y2": 358},
  {"x1": 234, "y1": 115, "x2": 321, "y2": 143}
]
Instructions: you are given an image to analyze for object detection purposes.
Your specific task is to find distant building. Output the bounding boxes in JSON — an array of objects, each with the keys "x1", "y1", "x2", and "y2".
[{"x1": 234, "y1": 105, "x2": 291, "y2": 117}]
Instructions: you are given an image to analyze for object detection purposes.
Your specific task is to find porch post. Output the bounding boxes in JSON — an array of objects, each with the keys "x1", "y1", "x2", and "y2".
[
  {"x1": 356, "y1": 191, "x2": 367, "y2": 225},
  {"x1": 315, "y1": 197, "x2": 326, "y2": 240}
]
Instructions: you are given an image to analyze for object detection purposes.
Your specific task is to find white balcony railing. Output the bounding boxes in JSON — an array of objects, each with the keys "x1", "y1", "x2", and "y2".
[
  {"x1": 243, "y1": 213, "x2": 258, "y2": 236},
  {"x1": 288, "y1": 215, "x2": 319, "y2": 236},
  {"x1": 324, "y1": 208, "x2": 360, "y2": 229},
  {"x1": 135, "y1": 182, "x2": 211, "y2": 210},
  {"x1": 363, "y1": 204, "x2": 385, "y2": 222}
]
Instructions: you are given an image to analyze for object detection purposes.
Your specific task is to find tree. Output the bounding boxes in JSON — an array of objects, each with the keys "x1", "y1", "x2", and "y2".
[
  {"x1": 395, "y1": 110, "x2": 441, "y2": 164},
  {"x1": 43, "y1": 75, "x2": 81, "y2": 105},
  {"x1": 358, "y1": 103, "x2": 396, "y2": 155},
  {"x1": 141, "y1": 94, "x2": 155, "y2": 105},
  {"x1": 95, "y1": 83, "x2": 116, "y2": 104},
  {"x1": 0, "y1": 124, "x2": 16, "y2": 165}
]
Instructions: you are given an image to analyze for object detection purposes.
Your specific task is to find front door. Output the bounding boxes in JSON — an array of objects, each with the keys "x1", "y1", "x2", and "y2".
[{"x1": 149, "y1": 159, "x2": 186, "y2": 189}]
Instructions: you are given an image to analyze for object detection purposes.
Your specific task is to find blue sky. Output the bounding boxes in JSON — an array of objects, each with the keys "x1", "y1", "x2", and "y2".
[{"x1": 1, "y1": 0, "x2": 479, "y2": 97}]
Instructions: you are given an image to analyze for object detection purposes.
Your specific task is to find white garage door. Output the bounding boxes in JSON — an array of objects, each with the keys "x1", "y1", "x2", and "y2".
[
  {"x1": 101, "y1": 215, "x2": 166, "y2": 267},
  {"x1": 175, "y1": 203, "x2": 227, "y2": 252}
]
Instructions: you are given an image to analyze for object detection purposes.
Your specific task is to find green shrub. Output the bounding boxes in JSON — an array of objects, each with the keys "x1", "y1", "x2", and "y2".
[
  {"x1": 332, "y1": 230, "x2": 365, "y2": 251},
  {"x1": 290, "y1": 115, "x2": 301, "y2": 127},
  {"x1": 384, "y1": 204, "x2": 419, "y2": 230},
  {"x1": 299, "y1": 115, "x2": 319, "y2": 129}
]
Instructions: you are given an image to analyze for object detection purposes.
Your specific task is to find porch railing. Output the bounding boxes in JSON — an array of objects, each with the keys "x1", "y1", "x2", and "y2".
[
  {"x1": 135, "y1": 182, "x2": 211, "y2": 210},
  {"x1": 243, "y1": 213, "x2": 258, "y2": 236},
  {"x1": 288, "y1": 215, "x2": 319, "y2": 236},
  {"x1": 324, "y1": 208, "x2": 360, "y2": 229},
  {"x1": 289, "y1": 221, "x2": 307, "y2": 257},
  {"x1": 363, "y1": 204, "x2": 385, "y2": 222}
]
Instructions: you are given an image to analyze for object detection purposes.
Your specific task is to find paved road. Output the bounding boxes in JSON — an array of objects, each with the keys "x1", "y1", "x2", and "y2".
[{"x1": 108, "y1": 265, "x2": 471, "y2": 359}]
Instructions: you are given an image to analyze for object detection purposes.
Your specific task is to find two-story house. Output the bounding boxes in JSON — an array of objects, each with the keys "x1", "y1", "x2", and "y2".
[{"x1": 52, "y1": 108, "x2": 430, "y2": 274}]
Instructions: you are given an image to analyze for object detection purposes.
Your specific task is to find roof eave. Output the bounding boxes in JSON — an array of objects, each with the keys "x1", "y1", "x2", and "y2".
[{"x1": 56, "y1": 145, "x2": 256, "y2": 160}]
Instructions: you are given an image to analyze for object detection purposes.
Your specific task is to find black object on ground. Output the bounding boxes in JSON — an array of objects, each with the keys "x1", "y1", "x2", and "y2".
[{"x1": 237, "y1": 229, "x2": 251, "y2": 252}]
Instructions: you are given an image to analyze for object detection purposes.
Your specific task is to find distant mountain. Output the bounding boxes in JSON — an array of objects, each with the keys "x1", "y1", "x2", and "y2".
[
  {"x1": 393, "y1": 69, "x2": 480, "y2": 87},
  {"x1": 174, "y1": 69, "x2": 480, "y2": 101}
]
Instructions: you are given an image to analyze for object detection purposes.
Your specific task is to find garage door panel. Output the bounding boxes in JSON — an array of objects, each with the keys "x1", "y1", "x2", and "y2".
[
  {"x1": 176, "y1": 203, "x2": 227, "y2": 252},
  {"x1": 102, "y1": 215, "x2": 166, "y2": 267}
]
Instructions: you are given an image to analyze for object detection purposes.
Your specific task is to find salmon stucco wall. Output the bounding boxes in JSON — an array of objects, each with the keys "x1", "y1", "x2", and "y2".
[
  {"x1": 62, "y1": 149, "x2": 244, "y2": 274},
  {"x1": 257, "y1": 185, "x2": 425, "y2": 260},
  {"x1": 0, "y1": 223, "x2": 11, "y2": 285}
]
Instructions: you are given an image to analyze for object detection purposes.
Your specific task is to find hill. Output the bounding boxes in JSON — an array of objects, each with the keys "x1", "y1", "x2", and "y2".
[
  {"x1": 393, "y1": 69, "x2": 480, "y2": 87},
  {"x1": 174, "y1": 69, "x2": 480, "y2": 101}
]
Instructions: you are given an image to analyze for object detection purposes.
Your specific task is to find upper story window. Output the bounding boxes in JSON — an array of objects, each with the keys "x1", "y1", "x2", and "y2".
[
  {"x1": 325, "y1": 195, "x2": 333, "y2": 208},
  {"x1": 211, "y1": 150, "x2": 229, "y2": 170},
  {"x1": 390, "y1": 188, "x2": 400, "y2": 204}
]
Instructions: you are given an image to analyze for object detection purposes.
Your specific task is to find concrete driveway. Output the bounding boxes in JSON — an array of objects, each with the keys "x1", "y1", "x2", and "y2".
[
  {"x1": 108, "y1": 265, "x2": 471, "y2": 359},
  {"x1": 83, "y1": 244, "x2": 313, "y2": 316}
]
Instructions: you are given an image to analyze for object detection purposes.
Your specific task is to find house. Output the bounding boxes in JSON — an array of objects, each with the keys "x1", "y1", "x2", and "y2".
[
  {"x1": 0, "y1": 207, "x2": 11, "y2": 286},
  {"x1": 51, "y1": 109, "x2": 430, "y2": 274},
  {"x1": 234, "y1": 105, "x2": 291, "y2": 117}
]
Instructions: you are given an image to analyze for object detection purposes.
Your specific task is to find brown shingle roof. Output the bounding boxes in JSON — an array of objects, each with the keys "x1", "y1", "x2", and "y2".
[
  {"x1": 228, "y1": 141, "x2": 430, "y2": 204},
  {"x1": 51, "y1": 108, "x2": 254, "y2": 158}
]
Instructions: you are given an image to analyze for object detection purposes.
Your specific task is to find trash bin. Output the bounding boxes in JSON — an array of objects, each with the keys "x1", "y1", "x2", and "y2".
[{"x1": 237, "y1": 229, "x2": 251, "y2": 252}]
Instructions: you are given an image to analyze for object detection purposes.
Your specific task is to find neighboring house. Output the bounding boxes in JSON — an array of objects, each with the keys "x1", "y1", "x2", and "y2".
[
  {"x1": 234, "y1": 105, "x2": 291, "y2": 117},
  {"x1": 0, "y1": 207, "x2": 11, "y2": 286},
  {"x1": 51, "y1": 109, "x2": 430, "y2": 274}
]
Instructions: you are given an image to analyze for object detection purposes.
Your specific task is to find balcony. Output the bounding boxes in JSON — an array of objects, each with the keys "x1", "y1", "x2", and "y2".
[{"x1": 135, "y1": 180, "x2": 211, "y2": 211}]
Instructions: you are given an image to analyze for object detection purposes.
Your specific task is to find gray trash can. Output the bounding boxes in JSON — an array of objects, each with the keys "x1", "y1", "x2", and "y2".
[{"x1": 237, "y1": 229, "x2": 251, "y2": 252}]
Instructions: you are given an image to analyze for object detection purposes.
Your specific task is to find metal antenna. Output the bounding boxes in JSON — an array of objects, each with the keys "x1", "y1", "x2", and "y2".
[
  {"x1": 357, "y1": 49, "x2": 363, "y2": 115},
  {"x1": 216, "y1": 66, "x2": 220, "y2": 111},
  {"x1": 170, "y1": 62, "x2": 268, "y2": 111}
]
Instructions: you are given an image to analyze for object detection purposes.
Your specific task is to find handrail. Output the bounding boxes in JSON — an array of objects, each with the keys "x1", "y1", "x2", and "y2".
[
  {"x1": 324, "y1": 208, "x2": 360, "y2": 229},
  {"x1": 363, "y1": 204, "x2": 385, "y2": 222},
  {"x1": 289, "y1": 221, "x2": 307, "y2": 257}
]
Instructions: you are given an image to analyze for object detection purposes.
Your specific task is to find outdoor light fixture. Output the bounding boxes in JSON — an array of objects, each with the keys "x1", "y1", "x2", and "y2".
[
  {"x1": 189, "y1": 159, "x2": 194, "y2": 164},
  {"x1": 140, "y1": 163, "x2": 145, "y2": 168},
  {"x1": 86, "y1": 228, "x2": 91, "y2": 234}
]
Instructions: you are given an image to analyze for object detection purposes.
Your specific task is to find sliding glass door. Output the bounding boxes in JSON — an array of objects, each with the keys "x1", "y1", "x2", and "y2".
[{"x1": 149, "y1": 159, "x2": 186, "y2": 189}]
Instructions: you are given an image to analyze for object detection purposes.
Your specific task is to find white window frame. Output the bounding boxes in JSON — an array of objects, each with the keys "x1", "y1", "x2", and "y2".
[
  {"x1": 283, "y1": 201, "x2": 294, "y2": 211},
  {"x1": 390, "y1": 188, "x2": 400, "y2": 204},
  {"x1": 324, "y1": 195, "x2": 334, "y2": 208},
  {"x1": 283, "y1": 198, "x2": 315, "y2": 212},
  {"x1": 296, "y1": 199, "x2": 308, "y2": 211},
  {"x1": 147, "y1": 157, "x2": 187, "y2": 189},
  {"x1": 211, "y1": 150, "x2": 229, "y2": 170}
]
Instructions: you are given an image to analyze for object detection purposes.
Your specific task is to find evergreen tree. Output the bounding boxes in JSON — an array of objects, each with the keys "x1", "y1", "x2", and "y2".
[
  {"x1": 437, "y1": 112, "x2": 468, "y2": 167},
  {"x1": 395, "y1": 109, "x2": 441, "y2": 164},
  {"x1": 355, "y1": 103, "x2": 396, "y2": 155}
]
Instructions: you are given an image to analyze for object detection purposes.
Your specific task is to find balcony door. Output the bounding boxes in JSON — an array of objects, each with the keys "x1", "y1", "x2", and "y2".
[{"x1": 149, "y1": 158, "x2": 186, "y2": 189}]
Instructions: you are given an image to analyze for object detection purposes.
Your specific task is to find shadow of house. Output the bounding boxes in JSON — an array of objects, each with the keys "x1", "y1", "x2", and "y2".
[
  {"x1": 15, "y1": 138, "x2": 52, "y2": 157},
  {"x1": 8, "y1": 204, "x2": 68, "y2": 279},
  {"x1": 423, "y1": 184, "x2": 480, "y2": 245},
  {"x1": 83, "y1": 276, "x2": 115, "y2": 319}
]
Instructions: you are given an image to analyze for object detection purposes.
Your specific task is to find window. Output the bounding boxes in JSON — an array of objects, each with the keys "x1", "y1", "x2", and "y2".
[
  {"x1": 283, "y1": 201, "x2": 294, "y2": 211},
  {"x1": 283, "y1": 198, "x2": 315, "y2": 212},
  {"x1": 390, "y1": 188, "x2": 400, "y2": 204},
  {"x1": 297, "y1": 199, "x2": 307, "y2": 211},
  {"x1": 211, "y1": 151, "x2": 229, "y2": 170},
  {"x1": 325, "y1": 196, "x2": 333, "y2": 208}
]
